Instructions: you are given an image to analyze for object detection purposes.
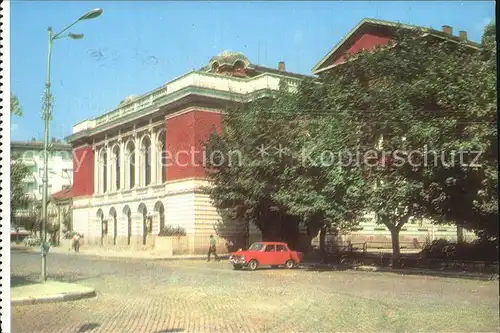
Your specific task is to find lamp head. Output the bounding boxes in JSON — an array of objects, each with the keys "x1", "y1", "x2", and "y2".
[
  {"x1": 78, "y1": 8, "x2": 103, "y2": 21},
  {"x1": 68, "y1": 33, "x2": 84, "y2": 40}
]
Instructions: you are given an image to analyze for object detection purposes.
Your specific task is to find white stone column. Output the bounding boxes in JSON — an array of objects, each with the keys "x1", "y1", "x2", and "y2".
[
  {"x1": 150, "y1": 129, "x2": 157, "y2": 185},
  {"x1": 134, "y1": 135, "x2": 140, "y2": 188},
  {"x1": 93, "y1": 145, "x2": 99, "y2": 194},
  {"x1": 119, "y1": 140, "x2": 125, "y2": 190},
  {"x1": 106, "y1": 145, "x2": 112, "y2": 193}
]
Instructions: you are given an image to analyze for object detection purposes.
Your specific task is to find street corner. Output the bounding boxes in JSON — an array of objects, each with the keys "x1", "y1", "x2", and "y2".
[{"x1": 11, "y1": 280, "x2": 96, "y2": 306}]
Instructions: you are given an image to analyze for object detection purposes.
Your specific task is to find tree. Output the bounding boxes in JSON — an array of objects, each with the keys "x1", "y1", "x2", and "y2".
[
  {"x1": 317, "y1": 26, "x2": 497, "y2": 266},
  {"x1": 11, "y1": 93, "x2": 23, "y2": 116},
  {"x1": 206, "y1": 81, "x2": 366, "y2": 251},
  {"x1": 11, "y1": 160, "x2": 32, "y2": 226},
  {"x1": 420, "y1": 22, "x2": 497, "y2": 242},
  {"x1": 481, "y1": 21, "x2": 495, "y2": 46}
]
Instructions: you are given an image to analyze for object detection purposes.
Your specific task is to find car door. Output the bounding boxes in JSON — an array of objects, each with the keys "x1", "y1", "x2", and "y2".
[
  {"x1": 275, "y1": 244, "x2": 290, "y2": 265},
  {"x1": 262, "y1": 244, "x2": 276, "y2": 265}
]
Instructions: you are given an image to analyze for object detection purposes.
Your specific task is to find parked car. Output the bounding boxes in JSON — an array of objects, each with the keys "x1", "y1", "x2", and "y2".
[{"x1": 228, "y1": 241, "x2": 304, "y2": 271}]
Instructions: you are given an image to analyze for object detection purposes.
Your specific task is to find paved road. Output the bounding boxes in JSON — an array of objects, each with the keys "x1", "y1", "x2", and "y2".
[{"x1": 11, "y1": 249, "x2": 499, "y2": 333}]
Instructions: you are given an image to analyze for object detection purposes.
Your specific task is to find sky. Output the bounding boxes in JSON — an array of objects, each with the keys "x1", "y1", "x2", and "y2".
[{"x1": 10, "y1": 1, "x2": 495, "y2": 142}]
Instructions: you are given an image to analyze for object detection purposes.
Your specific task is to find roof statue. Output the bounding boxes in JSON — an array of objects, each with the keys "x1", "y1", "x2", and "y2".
[{"x1": 206, "y1": 50, "x2": 251, "y2": 72}]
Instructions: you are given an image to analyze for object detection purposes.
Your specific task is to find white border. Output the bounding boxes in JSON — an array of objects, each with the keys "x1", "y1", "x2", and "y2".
[{"x1": 1, "y1": 1, "x2": 12, "y2": 332}]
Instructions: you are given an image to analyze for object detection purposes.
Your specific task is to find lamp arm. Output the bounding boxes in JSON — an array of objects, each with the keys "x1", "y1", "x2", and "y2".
[{"x1": 52, "y1": 20, "x2": 81, "y2": 40}]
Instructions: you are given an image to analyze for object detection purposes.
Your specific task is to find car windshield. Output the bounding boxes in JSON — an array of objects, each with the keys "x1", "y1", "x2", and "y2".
[{"x1": 248, "y1": 243, "x2": 265, "y2": 251}]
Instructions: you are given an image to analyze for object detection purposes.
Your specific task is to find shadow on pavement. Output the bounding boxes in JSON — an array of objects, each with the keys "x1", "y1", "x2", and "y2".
[
  {"x1": 155, "y1": 329, "x2": 184, "y2": 333},
  {"x1": 300, "y1": 265, "x2": 352, "y2": 273},
  {"x1": 77, "y1": 323, "x2": 100, "y2": 332},
  {"x1": 11, "y1": 275, "x2": 40, "y2": 287}
]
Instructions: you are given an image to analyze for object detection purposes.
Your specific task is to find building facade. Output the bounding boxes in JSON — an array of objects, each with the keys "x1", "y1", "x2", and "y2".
[
  {"x1": 11, "y1": 140, "x2": 73, "y2": 201},
  {"x1": 11, "y1": 140, "x2": 74, "y2": 237},
  {"x1": 66, "y1": 51, "x2": 308, "y2": 253}
]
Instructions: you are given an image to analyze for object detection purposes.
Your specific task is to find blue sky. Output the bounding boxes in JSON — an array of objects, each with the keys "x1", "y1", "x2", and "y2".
[{"x1": 10, "y1": 1, "x2": 495, "y2": 142}]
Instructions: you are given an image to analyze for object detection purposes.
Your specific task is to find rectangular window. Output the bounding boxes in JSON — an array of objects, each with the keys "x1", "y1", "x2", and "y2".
[
  {"x1": 264, "y1": 245, "x2": 276, "y2": 252},
  {"x1": 161, "y1": 151, "x2": 167, "y2": 183},
  {"x1": 276, "y1": 245, "x2": 287, "y2": 252}
]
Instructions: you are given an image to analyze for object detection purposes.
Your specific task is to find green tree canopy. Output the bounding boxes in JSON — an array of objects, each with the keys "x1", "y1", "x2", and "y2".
[
  {"x1": 205, "y1": 23, "x2": 497, "y2": 264},
  {"x1": 11, "y1": 160, "x2": 32, "y2": 224},
  {"x1": 11, "y1": 93, "x2": 23, "y2": 116},
  {"x1": 317, "y1": 26, "x2": 497, "y2": 265}
]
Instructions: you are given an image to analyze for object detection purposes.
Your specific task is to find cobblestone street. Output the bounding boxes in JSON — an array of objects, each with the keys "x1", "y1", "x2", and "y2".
[{"x1": 11, "y1": 249, "x2": 499, "y2": 333}]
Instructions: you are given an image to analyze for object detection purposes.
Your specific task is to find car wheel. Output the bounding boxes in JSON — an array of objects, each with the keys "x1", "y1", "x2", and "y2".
[
  {"x1": 248, "y1": 260, "x2": 258, "y2": 271},
  {"x1": 285, "y1": 260, "x2": 295, "y2": 269},
  {"x1": 233, "y1": 264, "x2": 242, "y2": 270}
]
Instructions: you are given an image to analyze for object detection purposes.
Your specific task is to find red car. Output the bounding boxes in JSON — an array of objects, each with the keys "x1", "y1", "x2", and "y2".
[{"x1": 228, "y1": 241, "x2": 304, "y2": 271}]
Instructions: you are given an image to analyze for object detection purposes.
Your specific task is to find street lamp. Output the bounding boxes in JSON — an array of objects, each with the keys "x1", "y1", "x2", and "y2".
[{"x1": 40, "y1": 8, "x2": 103, "y2": 282}]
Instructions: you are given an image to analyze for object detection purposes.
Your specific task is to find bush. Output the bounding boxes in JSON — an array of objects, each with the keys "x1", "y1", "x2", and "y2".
[
  {"x1": 420, "y1": 239, "x2": 499, "y2": 262},
  {"x1": 158, "y1": 225, "x2": 186, "y2": 237},
  {"x1": 24, "y1": 236, "x2": 41, "y2": 247}
]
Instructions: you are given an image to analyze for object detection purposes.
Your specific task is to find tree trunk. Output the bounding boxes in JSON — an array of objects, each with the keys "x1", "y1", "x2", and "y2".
[
  {"x1": 319, "y1": 225, "x2": 327, "y2": 256},
  {"x1": 390, "y1": 228, "x2": 401, "y2": 269},
  {"x1": 245, "y1": 220, "x2": 250, "y2": 249},
  {"x1": 457, "y1": 225, "x2": 464, "y2": 243}
]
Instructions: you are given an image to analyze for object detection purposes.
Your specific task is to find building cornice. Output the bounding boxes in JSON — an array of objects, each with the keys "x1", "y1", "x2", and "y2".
[
  {"x1": 165, "y1": 106, "x2": 222, "y2": 120},
  {"x1": 66, "y1": 86, "x2": 277, "y2": 143},
  {"x1": 11, "y1": 141, "x2": 72, "y2": 151}
]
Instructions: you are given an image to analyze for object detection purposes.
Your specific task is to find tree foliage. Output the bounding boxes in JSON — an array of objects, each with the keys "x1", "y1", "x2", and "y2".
[
  {"x1": 11, "y1": 93, "x2": 23, "y2": 116},
  {"x1": 205, "y1": 23, "x2": 497, "y2": 265},
  {"x1": 206, "y1": 83, "x2": 366, "y2": 249},
  {"x1": 317, "y1": 26, "x2": 497, "y2": 265},
  {"x1": 11, "y1": 160, "x2": 32, "y2": 224}
]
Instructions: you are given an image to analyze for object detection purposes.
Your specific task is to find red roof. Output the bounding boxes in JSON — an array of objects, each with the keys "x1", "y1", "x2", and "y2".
[{"x1": 51, "y1": 187, "x2": 73, "y2": 200}]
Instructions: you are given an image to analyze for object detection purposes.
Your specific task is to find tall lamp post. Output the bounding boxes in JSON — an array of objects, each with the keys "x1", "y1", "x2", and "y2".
[{"x1": 40, "y1": 8, "x2": 103, "y2": 282}]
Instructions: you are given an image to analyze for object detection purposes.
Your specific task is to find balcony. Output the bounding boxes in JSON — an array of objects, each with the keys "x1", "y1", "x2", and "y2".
[{"x1": 89, "y1": 180, "x2": 206, "y2": 205}]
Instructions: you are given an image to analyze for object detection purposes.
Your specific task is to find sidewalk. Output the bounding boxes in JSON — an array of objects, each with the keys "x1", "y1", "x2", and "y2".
[
  {"x1": 11, "y1": 280, "x2": 96, "y2": 305},
  {"x1": 11, "y1": 244, "x2": 228, "y2": 261}
]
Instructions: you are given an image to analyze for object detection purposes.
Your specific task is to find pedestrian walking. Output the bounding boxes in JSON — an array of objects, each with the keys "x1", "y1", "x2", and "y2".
[
  {"x1": 72, "y1": 233, "x2": 81, "y2": 253},
  {"x1": 207, "y1": 235, "x2": 220, "y2": 261},
  {"x1": 226, "y1": 239, "x2": 234, "y2": 252}
]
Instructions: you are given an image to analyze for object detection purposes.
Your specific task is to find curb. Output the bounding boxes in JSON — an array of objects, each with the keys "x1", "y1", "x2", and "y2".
[{"x1": 12, "y1": 289, "x2": 96, "y2": 306}]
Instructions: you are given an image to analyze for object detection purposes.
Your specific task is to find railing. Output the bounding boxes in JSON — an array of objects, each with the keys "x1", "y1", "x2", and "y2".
[
  {"x1": 326, "y1": 240, "x2": 421, "y2": 254},
  {"x1": 73, "y1": 71, "x2": 303, "y2": 134}
]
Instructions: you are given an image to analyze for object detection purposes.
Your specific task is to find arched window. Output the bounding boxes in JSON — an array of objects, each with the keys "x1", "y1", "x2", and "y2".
[
  {"x1": 126, "y1": 142, "x2": 135, "y2": 189},
  {"x1": 123, "y1": 205, "x2": 132, "y2": 245},
  {"x1": 113, "y1": 146, "x2": 120, "y2": 190},
  {"x1": 142, "y1": 137, "x2": 151, "y2": 186}
]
